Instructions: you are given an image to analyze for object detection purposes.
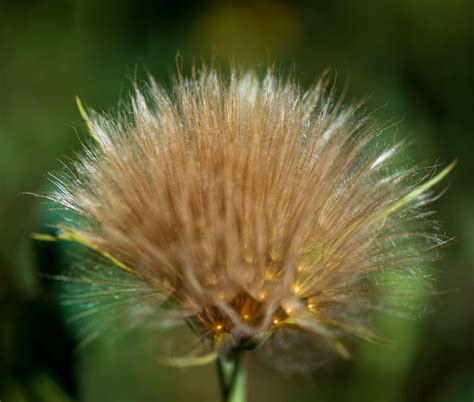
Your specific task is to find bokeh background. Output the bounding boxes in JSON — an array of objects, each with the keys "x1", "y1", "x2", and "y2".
[{"x1": 1, "y1": 1, "x2": 473, "y2": 401}]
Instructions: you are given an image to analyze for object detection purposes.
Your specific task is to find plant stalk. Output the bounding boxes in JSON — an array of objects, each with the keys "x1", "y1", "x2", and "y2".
[{"x1": 216, "y1": 349, "x2": 247, "y2": 402}]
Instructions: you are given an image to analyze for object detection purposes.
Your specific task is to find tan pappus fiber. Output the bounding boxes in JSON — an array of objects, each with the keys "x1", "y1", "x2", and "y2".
[{"x1": 43, "y1": 67, "x2": 454, "y2": 364}]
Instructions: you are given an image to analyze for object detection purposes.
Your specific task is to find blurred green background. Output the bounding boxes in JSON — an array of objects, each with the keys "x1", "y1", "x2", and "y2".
[{"x1": 1, "y1": 1, "x2": 473, "y2": 401}]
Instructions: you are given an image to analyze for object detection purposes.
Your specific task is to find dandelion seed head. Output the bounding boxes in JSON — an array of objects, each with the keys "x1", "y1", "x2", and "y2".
[{"x1": 46, "y1": 66, "x2": 453, "y2": 367}]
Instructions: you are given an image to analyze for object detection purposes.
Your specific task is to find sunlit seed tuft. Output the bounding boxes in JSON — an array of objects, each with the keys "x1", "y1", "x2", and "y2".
[{"x1": 42, "y1": 66, "x2": 453, "y2": 367}]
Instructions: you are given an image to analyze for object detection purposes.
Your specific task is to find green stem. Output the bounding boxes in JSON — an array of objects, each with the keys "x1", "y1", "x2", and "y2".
[{"x1": 216, "y1": 349, "x2": 247, "y2": 402}]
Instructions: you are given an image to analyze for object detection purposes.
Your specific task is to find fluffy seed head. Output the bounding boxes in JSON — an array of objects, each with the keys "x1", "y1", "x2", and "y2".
[{"x1": 45, "y1": 67, "x2": 452, "y2": 365}]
